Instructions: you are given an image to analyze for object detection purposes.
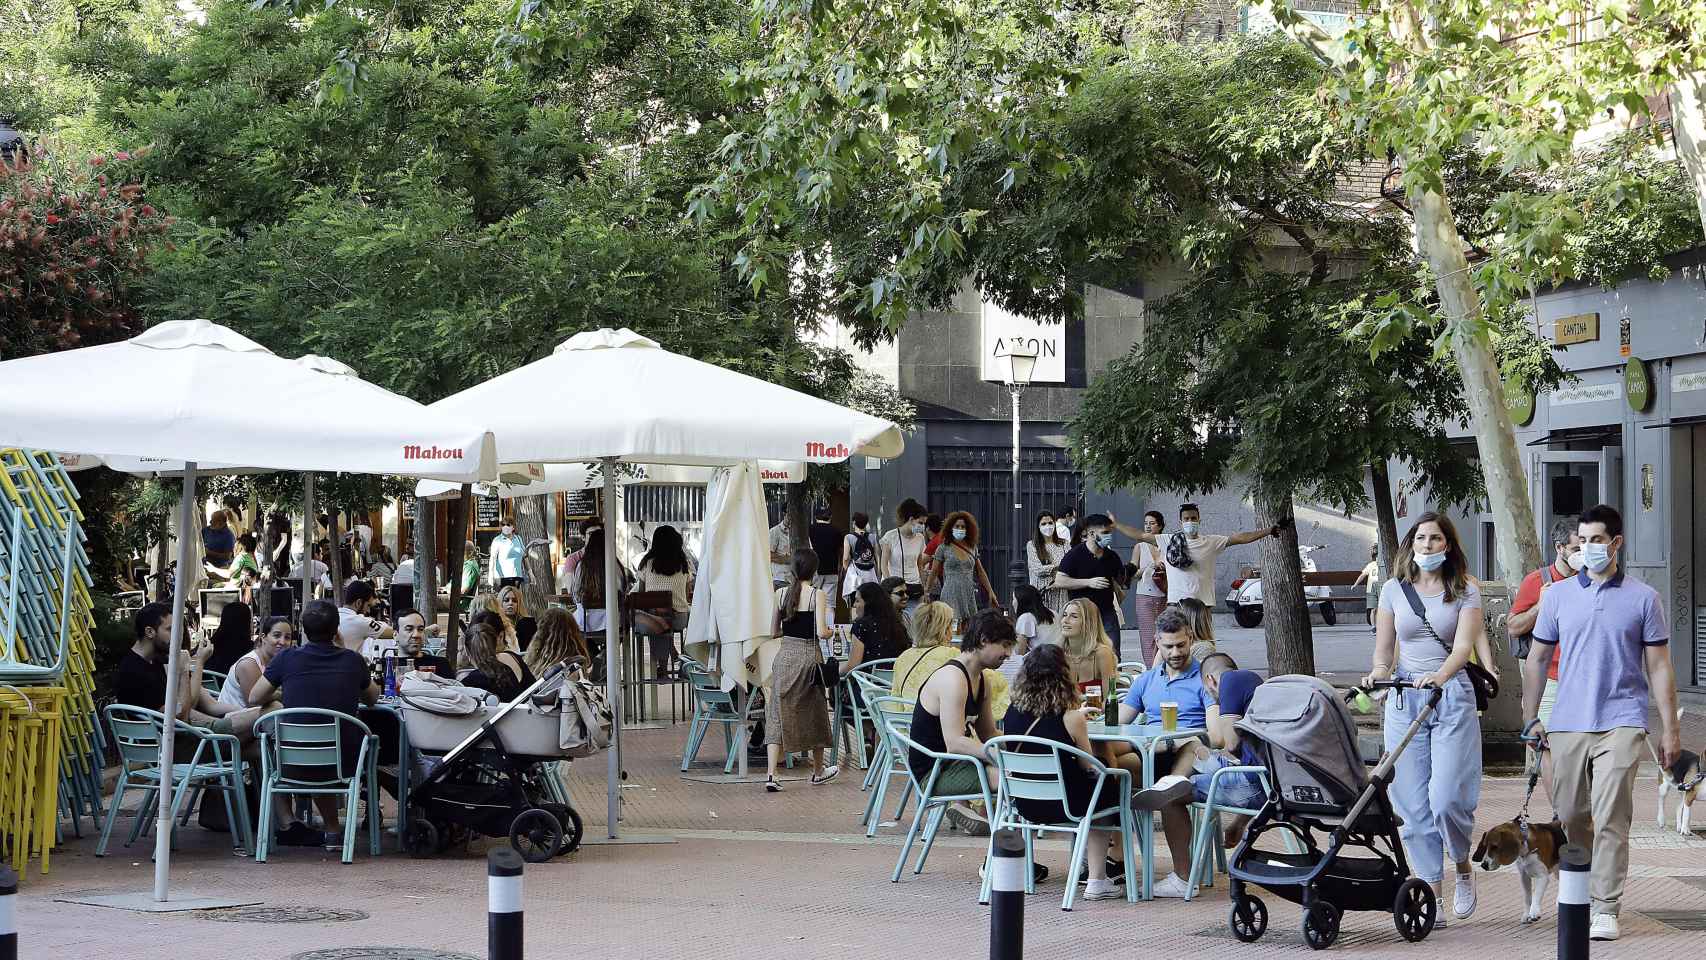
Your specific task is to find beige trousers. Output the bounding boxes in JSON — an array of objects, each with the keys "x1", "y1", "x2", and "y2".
[{"x1": 1548, "y1": 726, "x2": 1646, "y2": 916}]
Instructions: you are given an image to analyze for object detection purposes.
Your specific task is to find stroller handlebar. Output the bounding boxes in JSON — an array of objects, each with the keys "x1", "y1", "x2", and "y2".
[{"x1": 1345, "y1": 678, "x2": 1445, "y2": 705}]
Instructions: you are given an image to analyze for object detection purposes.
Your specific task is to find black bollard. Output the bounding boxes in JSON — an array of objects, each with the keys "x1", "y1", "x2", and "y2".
[
  {"x1": 988, "y1": 829, "x2": 1025, "y2": 960},
  {"x1": 1558, "y1": 843, "x2": 1589, "y2": 960},
  {"x1": 488, "y1": 848, "x2": 524, "y2": 960},
  {"x1": 1, "y1": 865, "x2": 15, "y2": 960}
]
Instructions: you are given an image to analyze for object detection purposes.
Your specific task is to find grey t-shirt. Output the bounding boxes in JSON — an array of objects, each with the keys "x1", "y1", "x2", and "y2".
[{"x1": 1377, "y1": 578, "x2": 1482, "y2": 674}]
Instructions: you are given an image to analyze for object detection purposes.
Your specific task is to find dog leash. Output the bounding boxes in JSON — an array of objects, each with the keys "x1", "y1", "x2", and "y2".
[{"x1": 1517, "y1": 719, "x2": 1546, "y2": 831}]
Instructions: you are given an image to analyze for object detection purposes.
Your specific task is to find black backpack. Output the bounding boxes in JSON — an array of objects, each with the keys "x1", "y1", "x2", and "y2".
[{"x1": 852, "y1": 531, "x2": 876, "y2": 570}]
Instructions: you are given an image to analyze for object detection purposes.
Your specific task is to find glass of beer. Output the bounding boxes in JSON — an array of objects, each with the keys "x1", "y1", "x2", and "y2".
[
  {"x1": 1160, "y1": 700, "x2": 1179, "y2": 732},
  {"x1": 1083, "y1": 683, "x2": 1103, "y2": 711}
]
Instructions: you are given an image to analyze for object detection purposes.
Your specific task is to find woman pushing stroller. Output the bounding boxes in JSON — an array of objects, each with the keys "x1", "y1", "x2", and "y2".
[{"x1": 1364, "y1": 512, "x2": 1495, "y2": 926}]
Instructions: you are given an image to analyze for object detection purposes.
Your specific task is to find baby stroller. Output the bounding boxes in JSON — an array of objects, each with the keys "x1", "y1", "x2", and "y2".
[
  {"x1": 1224, "y1": 675, "x2": 1439, "y2": 950},
  {"x1": 400, "y1": 659, "x2": 603, "y2": 862}
]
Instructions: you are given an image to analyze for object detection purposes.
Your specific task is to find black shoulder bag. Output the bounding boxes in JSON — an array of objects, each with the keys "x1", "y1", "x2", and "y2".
[{"x1": 1398, "y1": 580, "x2": 1498, "y2": 711}]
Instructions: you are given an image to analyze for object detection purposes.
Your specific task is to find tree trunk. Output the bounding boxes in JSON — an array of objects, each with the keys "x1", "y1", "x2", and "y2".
[
  {"x1": 1368, "y1": 460, "x2": 1400, "y2": 582},
  {"x1": 1669, "y1": 74, "x2": 1706, "y2": 242},
  {"x1": 415, "y1": 497, "x2": 438, "y2": 624},
  {"x1": 1409, "y1": 181, "x2": 1541, "y2": 741},
  {"x1": 1255, "y1": 490, "x2": 1314, "y2": 676},
  {"x1": 326, "y1": 507, "x2": 344, "y2": 598},
  {"x1": 445, "y1": 486, "x2": 470, "y2": 669},
  {"x1": 515, "y1": 494, "x2": 553, "y2": 618},
  {"x1": 784, "y1": 481, "x2": 811, "y2": 552}
]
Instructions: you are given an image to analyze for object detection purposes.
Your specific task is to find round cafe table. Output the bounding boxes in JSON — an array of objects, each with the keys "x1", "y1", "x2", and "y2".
[{"x1": 1085, "y1": 720, "x2": 1207, "y2": 900}]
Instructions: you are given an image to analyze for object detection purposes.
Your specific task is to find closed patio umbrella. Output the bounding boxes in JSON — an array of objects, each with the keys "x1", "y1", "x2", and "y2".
[
  {"x1": 0, "y1": 319, "x2": 496, "y2": 903},
  {"x1": 427, "y1": 327, "x2": 903, "y2": 835}
]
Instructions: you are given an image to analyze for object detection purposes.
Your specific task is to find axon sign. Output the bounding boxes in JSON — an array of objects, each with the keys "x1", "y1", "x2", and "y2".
[
  {"x1": 402, "y1": 444, "x2": 465, "y2": 461},
  {"x1": 804, "y1": 442, "x2": 851, "y2": 460},
  {"x1": 980, "y1": 300, "x2": 1066, "y2": 384}
]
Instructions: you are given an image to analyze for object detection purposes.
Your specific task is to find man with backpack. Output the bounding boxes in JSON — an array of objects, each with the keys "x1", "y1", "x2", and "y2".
[{"x1": 841, "y1": 512, "x2": 880, "y2": 600}]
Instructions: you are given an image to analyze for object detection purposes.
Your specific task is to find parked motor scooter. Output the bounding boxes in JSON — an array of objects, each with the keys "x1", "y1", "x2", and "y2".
[{"x1": 1224, "y1": 543, "x2": 1336, "y2": 628}]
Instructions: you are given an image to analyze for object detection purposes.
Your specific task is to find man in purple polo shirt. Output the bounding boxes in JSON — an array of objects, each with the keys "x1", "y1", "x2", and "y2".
[{"x1": 1523, "y1": 504, "x2": 1681, "y2": 943}]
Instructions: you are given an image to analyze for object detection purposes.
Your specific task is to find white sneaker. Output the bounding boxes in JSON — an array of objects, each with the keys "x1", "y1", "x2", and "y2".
[
  {"x1": 1151, "y1": 872, "x2": 1192, "y2": 899},
  {"x1": 1453, "y1": 873, "x2": 1477, "y2": 920},
  {"x1": 1132, "y1": 775, "x2": 1194, "y2": 811},
  {"x1": 1590, "y1": 914, "x2": 1620, "y2": 941},
  {"x1": 1084, "y1": 879, "x2": 1122, "y2": 901}
]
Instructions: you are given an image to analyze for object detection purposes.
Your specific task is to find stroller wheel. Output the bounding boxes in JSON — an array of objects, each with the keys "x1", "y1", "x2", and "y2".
[
  {"x1": 510, "y1": 808, "x2": 564, "y2": 864},
  {"x1": 1394, "y1": 878, "x2": 1436, "y2": 942},
  {"x1": 1303, "y1": 900, "x2": 1340, "y2": 951},
  {"x1": 404, "y1": 819, "x2": 438, "y2": 859},
  {"x1": 540, "y1": 803, "x2": 583, "y2": 855},
  {"x1": 1229, "y1": 894, "x2": 1267, "y2": 943}
]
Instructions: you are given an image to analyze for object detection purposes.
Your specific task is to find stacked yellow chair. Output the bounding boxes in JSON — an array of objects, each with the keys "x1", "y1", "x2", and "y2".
[{"x1": 0, "y1": 449, "x2": 100, "y2": 879}]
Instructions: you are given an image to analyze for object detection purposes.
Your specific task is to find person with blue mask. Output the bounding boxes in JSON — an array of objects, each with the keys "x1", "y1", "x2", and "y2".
[
  {"x1": 925, "y1": 511, "x2": 1004, "y2": 621},
  {"x1": 1053, "y1": 514, "x2": 1127, "y2": 658},
  {"x1": 1363, "y1": 511, "x2": 1489, "y2": 928}
]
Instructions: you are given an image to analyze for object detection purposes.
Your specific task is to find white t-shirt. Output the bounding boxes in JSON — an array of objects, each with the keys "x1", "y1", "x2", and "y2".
[
  {"x1": 1133, "y1": 542, "x2": 1166, "y2": 598},
  {"x1": 769, "y1": 523, "x2": 791, "y2": 583},
  {"x1": 393, "y1": 558, "x2": 416, "y2": 584},
  {"x1": 339, "y1": 605, "x2": 388, "y2": 656},
  {"x1": 878, "y1": 528, "x2": 925, "y2": 585},
  {"x1": 1361, "y1": 560, "x2": 1380, "y2": 596},
  {"x1": 1163, "y1": 533, "x2": 1231, "y2": 605},
  {"x1": 293, "y1": 558, "x2": 332, "y2": 591}
]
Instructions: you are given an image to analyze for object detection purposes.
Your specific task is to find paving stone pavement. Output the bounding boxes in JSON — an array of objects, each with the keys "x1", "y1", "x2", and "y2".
[{"x1": 16, "y1": 717, "x2": 1706, "y2": 960}]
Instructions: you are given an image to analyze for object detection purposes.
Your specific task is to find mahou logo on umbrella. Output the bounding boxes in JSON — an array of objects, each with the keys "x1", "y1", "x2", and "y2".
[
  {"x1": 804, "y1": 441, "x2": 850, "y2": 459},
  {"x1": 403, "y1": 444, "x2": 465, "y2": 460}
]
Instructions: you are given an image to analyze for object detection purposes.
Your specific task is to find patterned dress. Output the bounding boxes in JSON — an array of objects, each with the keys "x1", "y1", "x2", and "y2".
[{"x1": 938, "y1": 545, "x2": 981, "y2": 620}]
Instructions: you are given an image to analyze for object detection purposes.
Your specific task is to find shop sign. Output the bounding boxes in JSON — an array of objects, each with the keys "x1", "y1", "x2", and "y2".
[
  {"x1": 1504, "y1": 374, "x2": 1536, "y2": 426},
  {"x1": 1672, "y1": 371, "x2": 1706, "y2": 393},
  {"x1": 1624, "y1": 357, "x2": 1652, "y2": 412},
  {"x1": 980, "y1": 300, "x2": 1066, "y2": 384},
  {"x1": 1554, "y1": 312, "x2": 1599, "y2": 345},
  {"x1": 1551, "y1": 381, "x2": 1621, "y2": 406}
]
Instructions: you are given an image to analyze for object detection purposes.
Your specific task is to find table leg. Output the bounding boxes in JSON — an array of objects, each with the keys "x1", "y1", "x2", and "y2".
[{"x1": 1141, "y1": 742, "x2": 1156, "y2": 901}]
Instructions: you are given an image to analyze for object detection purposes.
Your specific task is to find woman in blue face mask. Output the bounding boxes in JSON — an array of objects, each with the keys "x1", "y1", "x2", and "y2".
[
  {"x1": 925, "y1": 511, "x2": 1005, "y2": 620},
  {"x1": 1363, "y1": 511, "x2": 1490, "y2": 926}
]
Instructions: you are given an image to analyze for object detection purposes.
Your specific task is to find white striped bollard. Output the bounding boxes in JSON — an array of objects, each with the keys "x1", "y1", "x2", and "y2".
[
  {"x1": 1557, "y1": 843, "x2": 1589, "y2": 960},
  {"x1": 488, "y1": 848, "x2": 524, "y2": 960},
  {"x1": 988, "y1": 828, "x2": 1024, "y2": 960},
  {"x1": 1, "y1": 865, "x2": 16, "y2": 960}
]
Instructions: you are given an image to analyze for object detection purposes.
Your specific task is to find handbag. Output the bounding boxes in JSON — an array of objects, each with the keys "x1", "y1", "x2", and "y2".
[
  {"x1": 532, "y1": 665, "x2": 613, "y2": 756},
  {"x1": 1397, "y1": 580, "x2": 1499, "y2": 711},
  {"x1": 817, "y1": 656, "x2": 841, "y2": 689},
  {"x1": 1165, "y1": 532, "x2": 1193, "y2": 570}
]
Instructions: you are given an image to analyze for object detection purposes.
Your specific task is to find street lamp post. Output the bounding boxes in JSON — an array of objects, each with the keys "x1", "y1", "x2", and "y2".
[{"x1": 1000, "y1": 343, "x2": 1039, "y2": 612}]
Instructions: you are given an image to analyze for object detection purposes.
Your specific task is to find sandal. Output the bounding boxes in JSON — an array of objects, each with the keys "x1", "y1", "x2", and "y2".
[{"x1": 765, "y1": 776, "x2": 783, "y2": 793}]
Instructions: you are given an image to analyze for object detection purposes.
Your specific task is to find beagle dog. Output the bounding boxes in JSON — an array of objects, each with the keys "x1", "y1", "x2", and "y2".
[
  {"x1": 1472, "y1": 818, "x2": 1567, "y2": 924},
  {"x1": 1656, "y1": 748, "x2": 1702, "y2": 835}
]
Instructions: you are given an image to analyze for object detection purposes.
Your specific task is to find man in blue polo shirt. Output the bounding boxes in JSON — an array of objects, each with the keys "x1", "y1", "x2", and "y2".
[
  {"x1": 1104, "y1": 608, "x2": 1215, "y2": 784},
  {"x1": 1524, "y1": 504, "x2": 1681, "y2": 942}
]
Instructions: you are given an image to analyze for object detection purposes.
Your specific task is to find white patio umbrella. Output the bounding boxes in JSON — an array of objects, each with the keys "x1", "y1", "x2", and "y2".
[
  {"x1": 685, "y1": 462, "x2": 774, "y2": 692},
  {"x1": 0, "y1": 319, "x2": 497, "y2": 903},
  {"x1": 413, "y1": 459, "x2": 804, "y2": 501},
  {"x1": 428, "y1": 327, "x2": 904, "y2": 836}
]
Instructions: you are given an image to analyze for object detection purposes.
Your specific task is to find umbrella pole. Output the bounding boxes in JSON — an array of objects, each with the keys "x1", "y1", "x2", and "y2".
[
  {"x1": 152, "y1": 461, "x2": 198, "y2": 901},
  {"x1": 602, "y1": 457, "x2": 621, "y2": 839},
  {"x1": 303, "y1": 472, "x2": 315, "y2": 600}
]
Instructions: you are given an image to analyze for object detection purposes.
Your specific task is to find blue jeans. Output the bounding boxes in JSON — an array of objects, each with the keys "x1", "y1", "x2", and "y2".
[
  {"x1": 1190, "y1": 754, "x2": 1265, "y2": 810},
  {"x1": 1384, "y1": 675, "x2": 1482, "y2": 883}
]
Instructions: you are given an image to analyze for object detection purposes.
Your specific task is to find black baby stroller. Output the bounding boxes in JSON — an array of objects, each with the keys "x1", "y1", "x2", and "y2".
[
  {"x1": 400, "y1": 659, "x2": 603, "y2": 862},
  {"x1": 1224, "y1": 675, "x2": 1440, "y2": 950}
]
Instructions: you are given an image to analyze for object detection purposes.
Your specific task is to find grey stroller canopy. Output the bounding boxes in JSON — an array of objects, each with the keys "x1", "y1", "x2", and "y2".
[{"x1": 1235, "y1": 675, "x2": 1366, "y2": 807}]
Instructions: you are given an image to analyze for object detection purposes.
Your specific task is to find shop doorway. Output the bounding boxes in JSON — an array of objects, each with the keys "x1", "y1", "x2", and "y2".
[{"x1": 1530, "y1": 446, "x2": 1622, "y2": 545}]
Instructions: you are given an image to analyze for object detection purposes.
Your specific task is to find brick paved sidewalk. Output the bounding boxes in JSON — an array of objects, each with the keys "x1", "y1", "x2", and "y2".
[{"x1": 16, "y1": 720, "x2": 1706, "y2": 960}]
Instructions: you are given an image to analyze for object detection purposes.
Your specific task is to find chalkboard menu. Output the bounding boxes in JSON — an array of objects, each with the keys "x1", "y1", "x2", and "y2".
[
  {"x1": 564, "y1": 489, "x2": 596, "y2": 520},
  {"x1": 476, "y1": 494, "x2": 503, "y2": 529}
]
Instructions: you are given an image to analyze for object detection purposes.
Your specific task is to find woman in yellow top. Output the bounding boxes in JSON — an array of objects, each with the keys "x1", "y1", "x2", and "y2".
[{"x1": 1059, "y1": 598, "x2": 1118, "y2": 699}]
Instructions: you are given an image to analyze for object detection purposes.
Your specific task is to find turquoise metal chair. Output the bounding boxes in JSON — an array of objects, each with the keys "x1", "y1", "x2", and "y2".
[
  {"x1": 836, "y1": 657, "x2": 896, "y2": 770},
  {"x1": 980, "y1": 734, "x2": 1138, "y2": 910},
  {"x1": 679, "y1": 660, "x2": 752, "y2": 773},
  {"x1": 96, "y1": 705, "x2": 254, "y2": 857},
  {"x1": 851, "y1": 672, "x2": 894, "y2": 792},
  {"x1": 254, "y1": 708, "x2": 380, "y2": 864},
  {"x1": 1185, "y1": 763, "x2": 1292, "y2": 898},
  {"x1": 200, "y1": 669, "x2": 227, "y2": 698},
  {"x1": 885, "y1": 726, "x2": 993, "y2": 883},
  {"x1": 859, "y1": 689, "x2": 915, "y2": 837}
]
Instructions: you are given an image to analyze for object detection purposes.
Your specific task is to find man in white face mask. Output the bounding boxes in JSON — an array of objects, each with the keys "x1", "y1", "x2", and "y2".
[
  {"x1": 1119, "y1": 503, "x2": 1278, "y2": 606},
  {"x1": 1523, "y1": 504, "x2": 1682, "y2": 942}
]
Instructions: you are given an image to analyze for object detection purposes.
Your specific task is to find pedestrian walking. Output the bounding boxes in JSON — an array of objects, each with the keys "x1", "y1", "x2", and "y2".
[
  {"x1": 1051, "y1": 514, "x2": 1124, "y2": 659},
  {"x1": 1523, "y1": 504, "x2": 1682, "y2": 942},
  {"x1": 1506, "y1": 518, "x2": 1583, "y2": 799},
  {"x1": 926, "y1": 511, "x2": 1005, "y2": 619},
  {"x1": 1130, "y1": 510, "x2": 1168, "y2": 663},
  {"x1": 841, "y1": 512, "x2": 880, "y2": 600},
  {"x1": 1363, "y1": 510, "x2": 1488, "y2": 927},
  {"x1": 806, "y1": 507, "x2": 845, "y2": 611},
  {"x1": 877, "y1": 499, "x2": 928, "y2": 609},
  {"x1": 765, "y1": 548, "x2": 838, "y2": 792},
  {"x1": 1026, "y1": 510, "x2": 1068, "y2": 614}
]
